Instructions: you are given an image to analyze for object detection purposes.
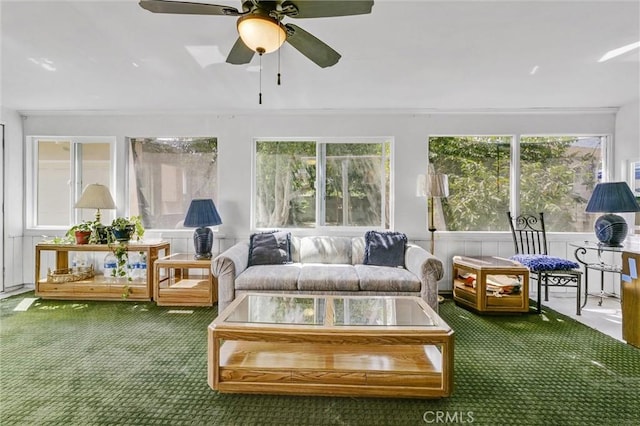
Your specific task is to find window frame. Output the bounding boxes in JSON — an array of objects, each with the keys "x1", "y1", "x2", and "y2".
[
  {"x1": 251, "y1": 136, "x2": 394, "y2": 232},
  {"x1": 26, "y1": 135, "x2": 117, "y2": 230},
  {"x1": 427, "y1": 133, "x2": 611, "y2": 233}
]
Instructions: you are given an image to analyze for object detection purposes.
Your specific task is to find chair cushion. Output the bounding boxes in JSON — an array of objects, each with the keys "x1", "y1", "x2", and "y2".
[
  {"x1": 248, "y1": 231, "x2": 292, "y2": 266},
  {"x1": 364, "y1": 231, "x2": 407, "y2": 267},
  {"x1": 510, "y1": 254, "x2": 579, "y2": 272}
]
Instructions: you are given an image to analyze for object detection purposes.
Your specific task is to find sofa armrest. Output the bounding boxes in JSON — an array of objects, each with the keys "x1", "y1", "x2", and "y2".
[
  {"x1": 404, "y1": 244, "x2": 444, "y2": 311},
  {"x1": 212, "y1": 241, "x2": 250, "y2": 315}
]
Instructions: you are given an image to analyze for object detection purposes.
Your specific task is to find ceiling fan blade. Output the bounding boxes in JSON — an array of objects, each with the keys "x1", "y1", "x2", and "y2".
[
  {"x1": 282, "y1": 0, "x2": 374, "y2": 18},
  {"x1": 285, "y1": 24, "x2": 340, "y2": 68},
  {"x1": 226, "y1": 37, "x2": 255, "y2": 64},
  {"x1": 139, "y1": 0, "x2": 241, "y2": 16}
]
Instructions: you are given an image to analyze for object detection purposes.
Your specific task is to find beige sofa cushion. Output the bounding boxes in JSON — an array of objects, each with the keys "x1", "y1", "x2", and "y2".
[
  {"x1": 235, "y1": 264, "x2": 301, "y2": 291},
  {"x1": 355, "y1": 264, "x2": 421, "y2": 292},
  {"x1": 297, "y1": 264, "x2": 359, "y2": 291},
  {"x1": 351, "y1": 237, "x2": 366, "y2": 265},
  {"x1": 299, "y1": 236, "x2": 352, "y2": 264}
]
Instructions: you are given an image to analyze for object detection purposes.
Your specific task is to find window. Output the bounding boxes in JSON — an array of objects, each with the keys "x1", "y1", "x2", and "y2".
[
  {"x1": 428, "y1": 135, "x2": 607, "y2": 232},
  {"x1": 253, "y1": 138, "x2": 392, "y2": 229},
  {"x1": 27, "y1": 136, "x2": 115, "y2": 228},
  {"x1": 519, "y1": 136, "x2": 603, "y2": 232},
  {"x1": 429, "y1": 136, "x2": 511, "y2": 231},
  {"x1": 128, "y1": 137, "x2": 218, "y2": 229}
]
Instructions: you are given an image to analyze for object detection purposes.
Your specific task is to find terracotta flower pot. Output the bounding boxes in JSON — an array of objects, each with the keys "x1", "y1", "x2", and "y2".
[{"x1": 75, "y1": 230, "x2": 92, "y2": 245}]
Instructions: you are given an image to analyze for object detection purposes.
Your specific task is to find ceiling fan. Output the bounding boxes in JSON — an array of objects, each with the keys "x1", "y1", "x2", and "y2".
[{"x1": 139, "y1": 0, "x2": 374, "y2": 68}]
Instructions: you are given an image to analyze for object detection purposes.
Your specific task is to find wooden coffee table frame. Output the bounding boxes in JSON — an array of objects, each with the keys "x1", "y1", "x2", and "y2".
[{"x1": 208, "y1": 293, "x2": 454, "y2": 398}]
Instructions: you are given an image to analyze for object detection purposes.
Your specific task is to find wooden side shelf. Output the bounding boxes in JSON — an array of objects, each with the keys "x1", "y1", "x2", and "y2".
[
  {"x1": 35, "y1": 242, "x2": 170, "y2": 301},
  {"x1": 453, "y1": 279, "x2": 526, "y2": 309},
  {"x1": 215, "y1": 341, "x2": 448, "y2": 398}
]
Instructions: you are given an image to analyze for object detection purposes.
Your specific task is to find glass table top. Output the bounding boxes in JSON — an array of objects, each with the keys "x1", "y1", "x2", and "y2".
[
  {"x1": 570, "y1": 240, "x2": 640, "y2": 254},
  {"x1": 223, "y1": 294, "x2": 436, "y2": 327}
]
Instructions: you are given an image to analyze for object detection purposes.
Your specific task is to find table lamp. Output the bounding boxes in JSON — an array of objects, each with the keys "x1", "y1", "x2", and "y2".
[
  {"x1": 183, "y1": 198, "x2": 222, "y2": 260},
  {"x1": 585, "y1": 181, "x2": 640, "y2": 247},
  {"x1": 75, "y1": 183, "x2": 116, "y2": 223}
]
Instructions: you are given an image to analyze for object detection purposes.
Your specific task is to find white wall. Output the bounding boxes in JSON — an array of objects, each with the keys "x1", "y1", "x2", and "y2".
[
  {"x1": 614, "y1": 100, "x2": 640, "y2": 181},
  {"x1": 2, "y1": 108, "x2": 25, "y2": 289},
  {"x1": 12, "y1": 107, "x2": 639, "y2": 292}
]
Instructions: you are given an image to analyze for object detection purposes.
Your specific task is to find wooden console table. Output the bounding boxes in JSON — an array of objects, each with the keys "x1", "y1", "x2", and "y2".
[{"x1": 35, "y1": 242, "x2": 170, "y2": 301}]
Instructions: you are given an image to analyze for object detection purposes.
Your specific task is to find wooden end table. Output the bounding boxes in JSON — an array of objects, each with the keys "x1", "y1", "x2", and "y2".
[
  {"x1": 452, "y1": 255, "x2": 529, "y2": 313},
  {"x1": 154, "y1": 253, "x2": 217, "y2": 306}
]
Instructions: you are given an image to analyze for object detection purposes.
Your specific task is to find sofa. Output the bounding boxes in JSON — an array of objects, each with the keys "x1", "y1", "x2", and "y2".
[{"x1": 211, "y1": 234, "x2": 444, "y2": 315}]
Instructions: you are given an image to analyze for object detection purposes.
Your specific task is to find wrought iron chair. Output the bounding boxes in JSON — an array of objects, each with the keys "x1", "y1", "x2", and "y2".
[{"x1": 507, "y1": 212, "x2": 582, "y2": 315}]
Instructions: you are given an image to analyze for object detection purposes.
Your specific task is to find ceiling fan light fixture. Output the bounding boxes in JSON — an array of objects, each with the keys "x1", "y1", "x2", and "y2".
[{"x1": 237, "y1": 14, "x2": 286, "y2": 54}]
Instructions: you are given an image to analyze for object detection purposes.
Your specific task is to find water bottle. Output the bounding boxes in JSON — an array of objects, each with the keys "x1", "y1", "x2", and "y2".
[
  {"x1": 127, "y1": 252, "x2": 140, "y2": 281},
  {"x1": 103, "y1": 253, "x2": 117, "y2": 282},
  {"x1": 72, "y1": 252, "x2": 88, "y2": 273},
  {"x1": 136, "y1": 252, "x2": 147, "y2": 282}
]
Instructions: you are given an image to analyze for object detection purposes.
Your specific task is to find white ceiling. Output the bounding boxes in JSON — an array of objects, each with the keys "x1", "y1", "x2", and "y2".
[{"x1": 2, "y1": 0, "x2": 639, "y2": 113}]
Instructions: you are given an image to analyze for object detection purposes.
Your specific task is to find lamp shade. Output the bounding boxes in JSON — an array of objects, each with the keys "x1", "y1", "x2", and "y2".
[
  {"x1": 75, "y1": 183, "x2": 116, "y2": 223},
  {"x1": 184, "y1": 199, "x2": 222, "y2": 260},
  {"x1": 75, "y1": 184, "x2": 116, "y2": 210},
  {"x1": 237, "y1": 14, "x2": 286, "y2": 54},
  {"x1": 184, "y1": 199, "x2": 222, "y2": 228},
  {"x1": 427, "y1": 174, "x2": 450, "y2": 198},
  {"x1": 585, "y1": 182, "x2": 640, "y2": 213},
  {"x1": 585, "y1": 182, "x2": 640, "y2": 247}
]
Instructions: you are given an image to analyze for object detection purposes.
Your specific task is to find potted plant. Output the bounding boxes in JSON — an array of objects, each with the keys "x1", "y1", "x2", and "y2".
[
  {"x1": 91, "y1": 224, "x2": 112, "y2": 244},
  {"x1": 130, "y1": 215, "x2": 145, "y2": 241},
  {"x1": 111, "y1": 217, "x2": 135, "y2": 242},
  {"x1": 66, "y1": 221, "x2": 96, "y2": 245},
  {"x1": 111, "y1": 243, "x2": 129, "y2": 279}
]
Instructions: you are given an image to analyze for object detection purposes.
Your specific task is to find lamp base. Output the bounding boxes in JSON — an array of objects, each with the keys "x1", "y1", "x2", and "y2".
[
  {"x1": 594, "y1": 213, "x2": 628, "y2": 247},
  {"x1": 193, "y1": 227, "x2": 213, "y2": 260}
]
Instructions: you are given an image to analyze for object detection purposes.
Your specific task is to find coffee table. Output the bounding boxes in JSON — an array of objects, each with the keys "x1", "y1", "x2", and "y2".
[{"x1": 208, "y1": 293, "x2": 454, "y2": 398}]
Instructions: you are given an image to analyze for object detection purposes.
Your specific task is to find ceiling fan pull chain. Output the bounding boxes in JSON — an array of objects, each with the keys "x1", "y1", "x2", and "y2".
[
  {"x1": 277, "y1": 52, "x2": 281, "y2": 85},
  {"x1": 277, "y1": 21, "x2": 282, "y2": 86},
  {"x1": 259, "y1": 52, "x2": 263, "y2": 105}
]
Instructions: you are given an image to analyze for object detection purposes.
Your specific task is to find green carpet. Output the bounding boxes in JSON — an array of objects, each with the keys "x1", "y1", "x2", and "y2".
[{"x1": 1, "y1": 293, "x2": 638, "y2": 425}]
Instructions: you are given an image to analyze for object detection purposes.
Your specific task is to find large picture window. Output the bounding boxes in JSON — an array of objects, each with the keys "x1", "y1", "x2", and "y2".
[
  {"x1": 519, "y1": 136, "x2": 603, "y2": 232},
  {"x1": 428, "y1": 135, "x2": 606, "y2": 232},
  {"x1": 254, "y1": 138, "x2": 392, "y2": 229},
  {"x1": 128, "y1": 137, "x2": 218, "y2": 229},
  {"x1": 27, "y1": 136, "x2": 115, "y2": 228},
  {"x1": 429, "y1": 136, "x2": 511, "y2": 231}
]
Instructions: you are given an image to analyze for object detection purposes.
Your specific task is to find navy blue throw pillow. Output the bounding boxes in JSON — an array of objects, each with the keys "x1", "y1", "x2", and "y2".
[
  {"x1": 248, "y1": 231, "x2": 292, "y2": 266},
  {"x1": 364, "y1": 231, "x2": 407, "y2": 267}
]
